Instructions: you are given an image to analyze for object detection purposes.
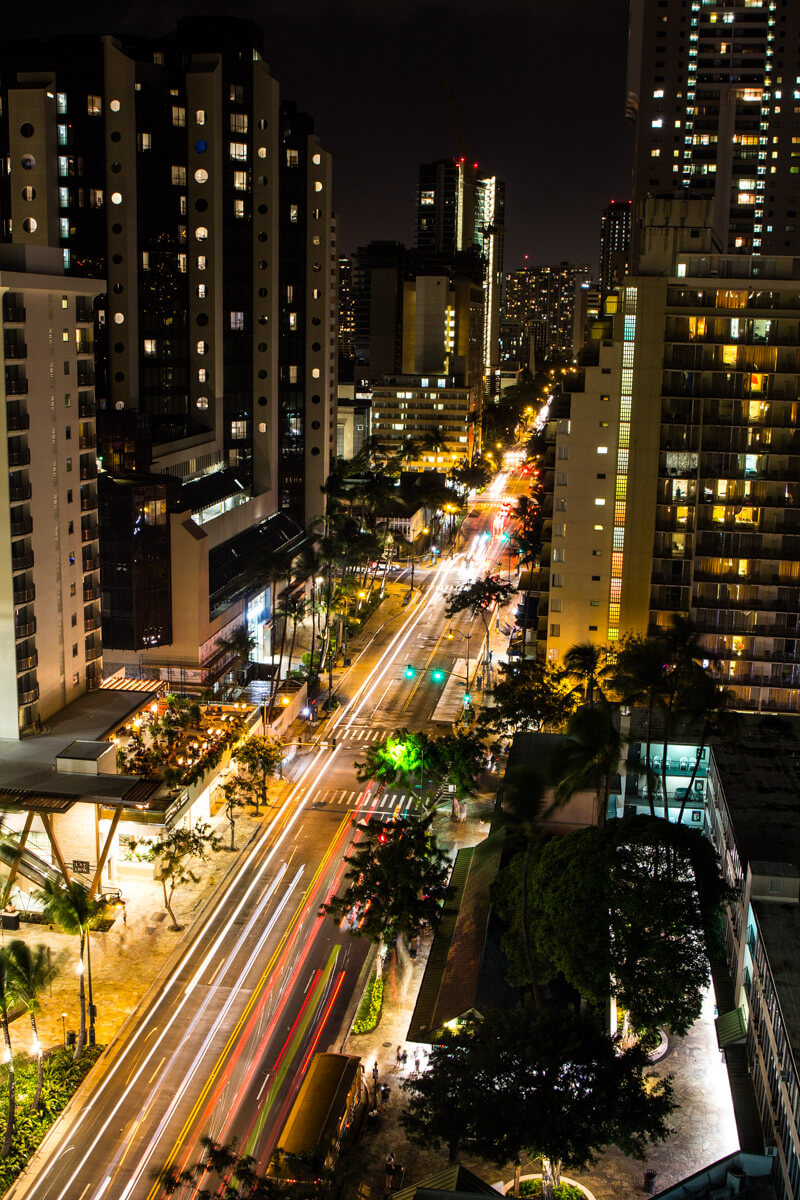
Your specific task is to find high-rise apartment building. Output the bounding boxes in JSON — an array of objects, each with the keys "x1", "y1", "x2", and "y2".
[
  {"x1": 0, "y1": 20, "x2": 335, "y2": 678},
  {"x1": 626, "y1": 0, "x2": 800, "y2": 263},
  {"x1": 338, "y1": 256, "x2": 355, "y2": 371},
  {"x1": 0, "y1": 247, "x2": 102, "y2": 736},
  {"x1": 416, "y1": 158, "x2": 504, "y2": 390},
  {"x1": 599, "y1": 199, "x2": 632, "y2": 298},
  {"x1": 503, "y1": 261, "x2": 592, "y2": 367},
  {"x1": 539, "y1": 196, "x2": 800, "y2": 713}
]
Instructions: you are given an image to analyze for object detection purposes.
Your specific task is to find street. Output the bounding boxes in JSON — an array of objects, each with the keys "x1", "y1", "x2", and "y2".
[{"x1": 11, "y1": 473, "x2": 522, "y2": 1200}]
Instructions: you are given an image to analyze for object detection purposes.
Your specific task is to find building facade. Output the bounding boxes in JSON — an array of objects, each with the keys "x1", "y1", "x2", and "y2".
[
  {"x1": 502, "y1": 261, "x2": 592, "y2": 367},
  {"x1": 0, "y1": 247, "x2": 102, "y2": 737},
  {"x1": 0, "y1": 19, "x2": 335, "y2": 675},
  {"x1": 599, "y1": 199, "x2": 632, "y2": 299},
  {"x1": 626, "y1": 0, "x2": 800, "y2": 262}
]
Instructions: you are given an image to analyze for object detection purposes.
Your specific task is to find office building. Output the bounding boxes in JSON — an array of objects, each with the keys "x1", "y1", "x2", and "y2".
[
  {"x1": 0, "y1": 246, "x2": 102, "y2": 737},
  {"x1": 0, "y1": 20, "x2": 335, "y2": 681},
  {"x1": 626, "y1": 0, "x2": 800, "y2": 263},
  {"x1": 352, "y1": 241, "x2": 411, "y2": 384},
  {"x1": 599, "y1": 199, "x2": 631, "y2": 298},
  {"x1": 416, "y1": 158, "x2": 504, "y2": 390}
]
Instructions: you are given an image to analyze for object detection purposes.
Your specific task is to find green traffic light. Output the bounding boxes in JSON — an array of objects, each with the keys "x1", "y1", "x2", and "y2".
[
  {"x1": 405, "y1": 664, "x2": 416, "y2": 679},
  {"x1": 432, "y1": 668, "x2": 445, "y2": 683},
  {"x1": 463, "y1": 693, "x2": 471, "y2": 704}
]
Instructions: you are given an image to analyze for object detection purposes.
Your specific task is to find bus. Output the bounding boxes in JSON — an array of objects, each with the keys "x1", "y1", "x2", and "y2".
[{"x1": 271, "y1": 1053, "x2": 365, "y2": 1178}]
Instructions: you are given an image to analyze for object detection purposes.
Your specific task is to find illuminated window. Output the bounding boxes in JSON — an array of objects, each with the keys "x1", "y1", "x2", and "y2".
[
  {"x1": 196, "y1": 396, "x2": 209, "y2": 409},
  {"x1": 593, "y1": 524, "x2": 604, "y2": 531},
  {"x1": 171, "y1": 165, "x2": 186, "y2": 186},
  {"x1": 233, "y1": 170, "x2": 247, "y2": 190},
  {"x1": 229, "y1": 142, "x2": 248, "y2": 161},
  {"x1": 230, "y1": 113, "x2": 248, "y2": 134},
  {"x1": 172, "y1": 106, "x2": 186, "y2": 127},
  {"x1": 594, "y1": 497, "x2": 606, "y2": 506},
  {"x1": 198, "y1": 368, "x2": 207, "y2": 383},
  {"x1": 197, "y1": 284, "x2": 207, "y2": 299},
  {"x1": 285, "y1": 149, "x2": 299, "y2": 167},
  {"x1": 230, "y1": 311, "x2": 245, "y2": 330},
  {"x1": 651, "y1": 117, "x2": 663, "y2": 128},
  {"x1": 144, "y1": 339, "x2": 156, "y2": 356},
  {"x1": 597, "y1": 446, "x2": 608, "y2": 454},
  {"x1": 289, "y1": 204, "x2": 299, "y2": 223},
  {"x1": 195, "y1": 109, "x2": 206, "y2": 125},
  {"x1": 195, "y1": 226, "x2": 208, "y2": 240},
  {"x1": 139, "y1": 132, "x2": 152, "y2": 151},
  {"x1": 194, "y1": 168, "x2": 208, "y2": 184},
  {"x1": 196, "y1": 340, "x2": 208, "y2": 355},
  {"x1": 87, "y1": 95, "x2": 102, "y2": 115},
  {"x1": 233, "y1": 198, "x2": 245, "y2": 218},
  {"x1": 314, "y1": 181, "x2": 323, "y2": 192},
  {"x1": 110, "y1": 191, "x2": 123, "y2": 205}
]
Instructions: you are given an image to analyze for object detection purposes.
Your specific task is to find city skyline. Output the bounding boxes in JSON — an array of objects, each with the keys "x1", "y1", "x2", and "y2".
[{"x1": 5, "y1": 0, "x2": 633, "y2": 270}]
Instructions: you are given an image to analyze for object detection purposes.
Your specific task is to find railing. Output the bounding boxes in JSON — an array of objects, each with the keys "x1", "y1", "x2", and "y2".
[
  {"x1": 10, "y1": 517, "x2": 33, "y2": 537},
  {"x1": 3, "y1": 343, "x2": 27, "y2": 360},
  {"x1": 11, "y1": 552, "x2": 34, "y2": 572},
  {"x1": 13, "y1": 585, "x2": 35, "y2": 604},
  {"x1": 81, "y1": 525, "x2": 99, "y2": 543},
  {"x1": 17, "y1": 686, "x2": 39, "y2": 705},
  {"x1": 84, "y1": 616, "x2": 101, "y2": 633},
  {"x1": 83, "y1": 585, "x2": 100, "y2": 602},
  {"x1": 7, "y1": 449, "x2": 30, "y2": 468},
  {"x1": 5, "y1": 380, "x2": 28, "y2": 396},
  {"x1": 16, "y1": 652, "x2": 38, "y2": 673},
  {"x1": 14, "y1": 620, "x2": 36, "y2": 640},
  {"x1": 78, "y1": 436, "x2": 94, "y2": 450},
  {"x1": 80, "y1": 463, "x2": 98, "y2": 481},
  {"x1": 2, "y1": 307, "x2": 26, "y2": 323},
  {"x1": 6, "y1": 411, "x2": 29, "y2": 432},
  {"x1": 82, "y1": 555, "x2": 100, "y2": 572},
  {"x1": 78, "y1": 397, "x2": 96, "y2": 418},
  {"x1": 8, "y1": 483, "x2": 31, "y2": 502},
  {"x1": 76, "y1": 305, "x2": 94, "y2": 325},
  {"x1": 85, "y1": 645, "x2": 102, "y2": 663},
  {"x1": 80, "y1": 494, "x2": 98, "y2": 512}
]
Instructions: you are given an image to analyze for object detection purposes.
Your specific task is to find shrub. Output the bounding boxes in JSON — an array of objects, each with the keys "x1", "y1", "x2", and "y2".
[
  {"x1": 0, "y1": 1045, "x2": 103, "y2": 1194},
  {"x1": 517, "y1": 1182, "x2": 585, "y2": 1200},
  {"x1": 351, "y1": 972, "x2": 384, "y2": 1035}
]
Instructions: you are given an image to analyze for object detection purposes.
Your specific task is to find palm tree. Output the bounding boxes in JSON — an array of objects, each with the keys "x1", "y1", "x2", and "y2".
[
  {"x1": 284, "y1": 593, "x2": 307, "y2": 679},
  {"x1": 218, "y1": 624, "x2": 255, "y2": 694},
  {"x1": 36, "y1": 879, "x2": 107, "y2": 1059},
  {"x1": 550, "y1": 705, "x2": 625, "y2": 829},
  {"x1": 609, "y1": 635, "x2": 670, "y2": 817},
  {"x1": 675, "y1": 670, "x2": 740, "y2": 824},
  {"x1": 497, "y1": 764, "x2": 548, "y2": 1005},
  {"x1": 0, "y1": 952, "x2": 15, "y2": 1156},
  {"x1": 563, "y1": 642, "x2": 608, "y2": 708},
  {"x1": 6, "y1": 941, "x2": 54, "y2": 1111}
]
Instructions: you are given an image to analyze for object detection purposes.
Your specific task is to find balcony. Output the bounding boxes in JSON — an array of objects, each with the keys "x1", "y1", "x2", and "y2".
[
  {"x1": 13, "y1": 584, "x2": 35, "y2": 604},
  {"x1": 18, "y1": 686, "x2": 39, "y2": 706},
  {"x1": 83, "y1": 584, "x2": 100, "y2": 602},
  {"x1": 6, "y1": 410, "x2": 29, "y2": 432},
  {"x1": 80, "y1": 493, "x2": 98, "y2": 512},
  {"x1": 82, "y1": 555, "x2": 100, "y2": 572},
  {"x1": 2, "y1": 306, "x2": 25, "y2": 323},
  {"x1": 8, "y1": 482, "x2": 31, "y2": 502},
  {"x1": 10, "y1": 516, "x2": 33, "y2": 538},
  {"x1": 77, "y1": 367, "x2": 95, "y2": 388},
  {"x1": 3, "y1": 342, "x2": 27, "y2": 360},
  {"x1": 75, "y1": 340, "x2": 94, "y2": 357},
  {"x1": 84, "y1": 615, "x2": 101, "y2": 633},
  {"x1": 76, "y1": 305, "x2": 94, "y2": 325},
  {"x1": 14, "y1": 620, "x2": 36, "y2": 640},
  {"x1": 84, "y1": 644, "x2": 102, "y2": 663},
  {"x1": 16, "y1": 651, "x2": 38, "y2": 673},
  {"x1": 78, "y1": 397, "x2": 96, "y2": 418},
  {"x1": 11, "y1": 552, "x2": 34, "y2": 572},
  {"x1": 78, "y1": 436, "x2": 94, "y2": 451},
  {"x1": 7, "y1": 449, "x2": 30, "y2": 468},
  {"x1": 80, "y1": 462, "x2": 97, "y2": 482},
  {"x1": 81, "y1": 525, "x2": 99, "y2": 543},
  {"x1": 5, "y1": 380, "x2": 28, "y2": 396}
]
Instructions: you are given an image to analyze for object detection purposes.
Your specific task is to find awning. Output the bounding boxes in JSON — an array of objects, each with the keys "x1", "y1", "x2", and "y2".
[{"x1": 716, "y1": 1007, "x2": 747, "y2": 1049}]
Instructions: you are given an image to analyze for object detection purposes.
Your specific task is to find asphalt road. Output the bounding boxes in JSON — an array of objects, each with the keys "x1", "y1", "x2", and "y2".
[{"x1": 14, "y1": 469, "x2": 522, "y2": 1200}]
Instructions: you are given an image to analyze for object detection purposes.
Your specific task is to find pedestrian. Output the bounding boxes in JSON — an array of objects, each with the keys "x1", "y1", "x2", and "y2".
[
  {"x1": 381, "y1": 1083, "x2": 390, "y2": 1105},
  {"x1": 414, "y1": 1050, "x2": 421, "y2": 1074},
  {"x1": 372, "y1": 1061, "x2": 379, "y2": 1082},
  {"x1": 395, "y1": 1045, "x2": 403, "y2": 1068},
  {"x1": 401, "y1": 1049, "x2": 408, "y2": 1068},
  {"x1": 122, "y1": 903, "x2": 127, "y2": 927}
]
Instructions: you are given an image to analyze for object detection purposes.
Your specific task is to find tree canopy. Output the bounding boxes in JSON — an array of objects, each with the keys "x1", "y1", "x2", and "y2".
[
  {"x1": 323, "y1": 813, "x2": 449, "y2": 947},
  {"x1": 480, "y1": 658, "x2": 576, "y2": 736},
  {"x1": 354, "y1": 729, "x2": 485, "y2": 806},
  {"x1": 401, "y1": 1004, "x2": 673, "y2": 1182},
  {"x1": 497, "y1": 815, "x2": 727, "y2": 1036}
]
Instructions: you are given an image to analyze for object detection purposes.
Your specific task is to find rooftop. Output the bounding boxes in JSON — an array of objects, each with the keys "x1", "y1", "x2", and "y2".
[{"x1": 752, "y1": 900, "x2": 800, "y2": 1069}]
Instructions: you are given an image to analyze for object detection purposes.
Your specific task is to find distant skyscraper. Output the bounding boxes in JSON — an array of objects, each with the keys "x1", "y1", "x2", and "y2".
[
  {"x1": 503, "y1": 262, "x2": 591, "y2": 367},
  {"x1": 626, "y1": 0, "x2": 800, "y2": 262},
  {"x1": 599, "y1": 200, "x2": 631, "y2": 298},
  {"x1": 416, "y1": 158, "x2": 504, "y2": 388},
  {"x1": 338, "y1": 256, "x2": 356, "y2": 371}
]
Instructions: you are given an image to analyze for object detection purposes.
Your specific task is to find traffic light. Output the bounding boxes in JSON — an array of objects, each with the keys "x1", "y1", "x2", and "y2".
[
  {"x1": 431, "y1": 667, "x2": 445, "y2": 683},
  {"x1": 500, "y1": 531, "x2": 510, "y2": 542},
  {"x1": 404, "y1": 664, "x2": 416, "y2": 679},
  {"x1": 463, "y1": 692, "x2": 471, "y2": 705}
]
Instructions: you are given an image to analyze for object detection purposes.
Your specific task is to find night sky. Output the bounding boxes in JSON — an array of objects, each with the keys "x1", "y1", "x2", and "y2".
[{"x1": 9, "y1": 0, "x2": 633, "y2": 272}]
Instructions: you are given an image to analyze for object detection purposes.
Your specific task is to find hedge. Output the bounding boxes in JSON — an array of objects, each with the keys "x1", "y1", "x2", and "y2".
[{"x1": 351, "y1": 972, "x2": 384, "y2": 1035}]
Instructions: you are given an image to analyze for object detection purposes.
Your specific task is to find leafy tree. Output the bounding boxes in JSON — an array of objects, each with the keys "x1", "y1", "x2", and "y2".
[
  {"x1": 424, "y1": 731, "x2": 486, "y2": 800},
  {"x1": 324, "y1": 813, "x2": 449, "y2": 951},
  {"x1": 161, "y1": 1135, "x2": 328, "y2": 1198},
  {"x1": 152, "y1": 822, "x2": 221, "y2": 932},
  {"x1": 496, "y1": 764, "x2": 548, "y2": 1003},
  {"x1": 6, "y1": 941, "x2": 55, "y2": 1111},
  {"x1": 526, "y1": 816, "x2": 726, "y2": 1036},
  {"x1": 401, "y1": 1005, "x2": 673, "y2": 1193},
  {"x1": 354, "y1": 728, "x2": 425, "y2": 791},
  {"x1": 550, "y1": 704, "x2": 625, "y2": 828},
  {"x1": 219, "y1": 624, "x2": 255, "y2": 692},
  {"x1": 445, "y1": 577, "x2": 516, "y2": 674},
  {"x1": 0, "y1": 953, "x2": 15, "y2": 1157},
  {"x1": 449, "y1": 459, "x2": 491, "y2": 493},
  {"x1": 220, "y1": 779, "x2": 249, "y2": 852},
  {"x1": 35, "y1": 879, "x2": 109, "y2": 1059},
  {"x1": 233, "y1": 734, "x2": 283, "y2": 816},
  {"x1": 480, "y1": 658, "x2": 576, "y2": 736},
  {"x1": 608, "y1": 635, "x2": 670, "y2": 817}
]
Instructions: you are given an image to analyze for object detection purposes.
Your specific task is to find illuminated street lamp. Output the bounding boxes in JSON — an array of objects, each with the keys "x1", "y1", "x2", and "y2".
[{"x1": 446, "y1": 628, "x2": 472, "y2": 709}]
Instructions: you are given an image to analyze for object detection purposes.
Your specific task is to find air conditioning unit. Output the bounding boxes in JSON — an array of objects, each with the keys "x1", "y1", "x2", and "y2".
[{"x1": 764, "y1": 1143, "x2": 778, "y2": 1159}]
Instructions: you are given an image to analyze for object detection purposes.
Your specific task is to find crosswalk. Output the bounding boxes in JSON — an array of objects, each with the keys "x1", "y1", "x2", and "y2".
[
  {"x1": 332, "y1": 727, "x2": 386, "y2": 745},
  {"x1": 294, "y1": 783, "x2": 419, "y2": 815}
]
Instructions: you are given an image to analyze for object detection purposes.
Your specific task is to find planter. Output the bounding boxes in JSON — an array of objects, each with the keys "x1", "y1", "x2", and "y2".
[{"x1": 504, "y1": 1175, "x2": 597, "y2": 1200}]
